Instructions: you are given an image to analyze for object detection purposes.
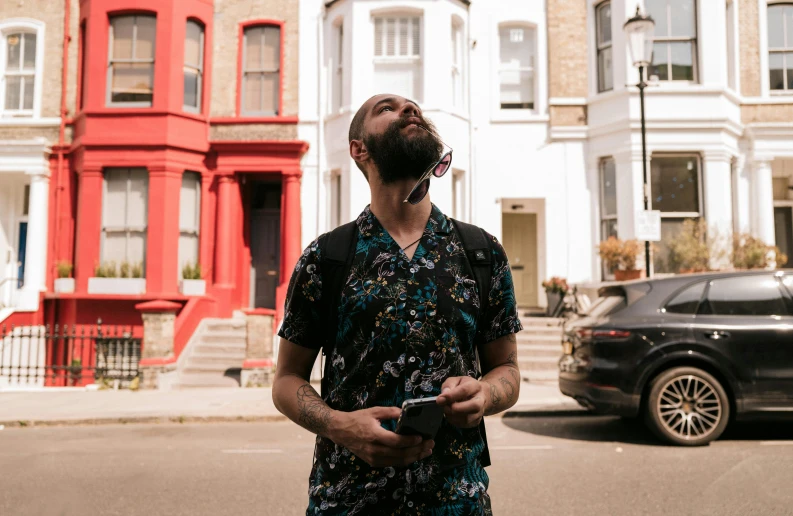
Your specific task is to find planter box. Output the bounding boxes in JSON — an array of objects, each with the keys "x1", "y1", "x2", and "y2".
[
  {"x1": 545, "y1": 291, "x2": 563, "y2": 316},
  {"x1": 54, "y1": 278, "x2": 75, "y2": 293},
  {"x1": 179, "y1": 279, "x2": 206, "y2": 296},
  {"x1": 88, "y1": 277, "x2": 146, "y2": 295},
  {"x1": 614, "y1": 269, "x2": 644, "y2": 281}
]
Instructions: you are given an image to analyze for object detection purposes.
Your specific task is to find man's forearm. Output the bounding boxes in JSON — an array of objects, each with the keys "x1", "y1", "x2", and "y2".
[
  {"x1": 480, "y1": 360, "x2": 521, "y2": 416},
  {"x1": 272, "y1": 374, "x2": 337, "y2": 438}
]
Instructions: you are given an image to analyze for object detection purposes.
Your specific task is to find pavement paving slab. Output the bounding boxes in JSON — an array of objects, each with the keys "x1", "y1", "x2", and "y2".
[{"x1": 0, "y1": 379, "x2": 579, "y2": 427}]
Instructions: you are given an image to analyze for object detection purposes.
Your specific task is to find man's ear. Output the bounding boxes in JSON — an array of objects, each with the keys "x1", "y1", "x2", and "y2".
[{"x1": 350, "y1": 139, "x2": 368, "y2": 166}]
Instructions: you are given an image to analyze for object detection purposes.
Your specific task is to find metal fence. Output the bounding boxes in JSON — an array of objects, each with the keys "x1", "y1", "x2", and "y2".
[{"x1": 0, "y1": 320, "x2": 141, "y2": 388}]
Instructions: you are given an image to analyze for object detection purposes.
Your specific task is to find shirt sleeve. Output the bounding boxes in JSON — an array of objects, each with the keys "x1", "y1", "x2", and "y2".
[
  {"x1": 476, "y1": 232, "x2": 524, "y2": 345},
  {"x1": 277, "y1": 237, "x2": 325, "y2": 350}
]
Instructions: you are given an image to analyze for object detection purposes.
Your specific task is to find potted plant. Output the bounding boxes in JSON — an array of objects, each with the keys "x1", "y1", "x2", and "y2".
[
  {"x1": 541, "y1": 277, "x2": 569, "y2": 316},
  {"x1": 598, "y1": 237, "x2": 643, "y2": 281},
  {"x1": 666, "y1": 219, "x2": 730, "y2": 273},
  {"x1": 179, "y1": 262, "x2": 206, "y2": 296},
  {"x1": 54, "y1": 261, "x2": 74, "y2": 293},
  {"x1": 88, "y1": 260, "x2": 147, "y2": 294},
  {"x1": 732, "y1": 234, "x2": 789, "y2": 269}
]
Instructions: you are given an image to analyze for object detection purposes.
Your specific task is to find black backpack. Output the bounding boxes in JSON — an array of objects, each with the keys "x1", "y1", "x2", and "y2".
[{"x1": 317, "y1": 218, "x2": 493, "y2": 467}]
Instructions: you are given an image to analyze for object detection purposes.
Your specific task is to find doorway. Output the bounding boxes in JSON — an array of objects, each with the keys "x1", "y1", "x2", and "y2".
[
  {"x1": 502, "y1": 212, "x2": 539, "y2": 307},
  {"x1": 249, "y1": 182, "x2": 281, "y2": 309}
]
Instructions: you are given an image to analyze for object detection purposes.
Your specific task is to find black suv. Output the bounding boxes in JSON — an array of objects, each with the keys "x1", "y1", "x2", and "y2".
[{"x1": 559, "y1": 270, "x2": 793, "y2": 445}]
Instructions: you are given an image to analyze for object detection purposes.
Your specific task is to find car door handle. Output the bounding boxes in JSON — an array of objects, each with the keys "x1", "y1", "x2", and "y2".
[{"x1": 705, "y1": 331, "x2": 730, "y2": 340}]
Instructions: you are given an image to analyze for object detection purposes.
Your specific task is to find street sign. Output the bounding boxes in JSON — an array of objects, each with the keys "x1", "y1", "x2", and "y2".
[{"x1": 635, "y1": 210, "x2": 661, "y2": 241}]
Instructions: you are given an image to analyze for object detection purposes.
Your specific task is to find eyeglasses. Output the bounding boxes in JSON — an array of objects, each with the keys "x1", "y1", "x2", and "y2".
[{"x1": 403, "y1": 138, "x2": 453, "y2": 205}]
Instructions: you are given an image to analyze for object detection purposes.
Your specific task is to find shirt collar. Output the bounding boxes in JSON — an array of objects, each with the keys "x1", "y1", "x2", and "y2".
[{"x1": 356, "y1": 204, "x2": 452, "y2": 247}]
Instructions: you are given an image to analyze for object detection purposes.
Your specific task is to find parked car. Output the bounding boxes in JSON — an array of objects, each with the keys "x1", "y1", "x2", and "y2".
[{"x1": 558, "y1": 270, "x2": 793, "y2": 446}]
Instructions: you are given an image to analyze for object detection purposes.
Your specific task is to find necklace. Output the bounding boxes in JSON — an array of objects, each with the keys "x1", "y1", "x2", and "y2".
[{"x1": 403, "y1": 236, "x2": 422, "y2": 251}]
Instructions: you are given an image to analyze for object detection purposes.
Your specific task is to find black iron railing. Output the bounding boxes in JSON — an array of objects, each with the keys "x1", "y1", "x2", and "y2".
[{"x1": 0, "y1": 320, "x2": 141, "y2": 388}]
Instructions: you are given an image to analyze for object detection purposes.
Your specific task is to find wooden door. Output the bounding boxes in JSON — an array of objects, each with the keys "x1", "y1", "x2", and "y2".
[
  {"x1": 502, "y1": 213, "x2": 538, "y2": 307},
  {"x1": 250, "y1": 183, "x2": 281, "y2": 309}
]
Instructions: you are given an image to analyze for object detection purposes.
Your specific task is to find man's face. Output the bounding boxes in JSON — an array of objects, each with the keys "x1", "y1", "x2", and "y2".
[{"x1": 359, "y1": 95, "x2": 442, "y2": 185}]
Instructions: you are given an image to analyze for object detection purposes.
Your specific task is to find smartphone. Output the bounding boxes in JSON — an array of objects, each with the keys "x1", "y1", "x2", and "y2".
[{"x1": 395, "y1": 396, "x2": 444, "y2": 440}]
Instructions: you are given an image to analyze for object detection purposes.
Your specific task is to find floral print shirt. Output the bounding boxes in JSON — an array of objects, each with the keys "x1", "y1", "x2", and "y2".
[{"x1": 279, "y1": 205, "x2": 522, "y2": 515}]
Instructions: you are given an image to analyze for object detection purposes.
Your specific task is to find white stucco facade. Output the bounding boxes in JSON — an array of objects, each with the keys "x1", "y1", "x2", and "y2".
[{"x1": 299, "y1": 0, "x2": 793, "y2": 307}]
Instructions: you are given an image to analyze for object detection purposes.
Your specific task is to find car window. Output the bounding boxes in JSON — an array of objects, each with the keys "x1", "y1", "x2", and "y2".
[
  {"x1": 664, "y1": 281, "x2": 706, "y2": 314},
  {"x1": 701, "y1": 275, "x2": 788, "y2": 316},
  {"x1": 783, "y1": 275, "x2": 793, "y2": 294},
  {"x1": 586, "y1": 295, "x2": 626, "y2": 318}
]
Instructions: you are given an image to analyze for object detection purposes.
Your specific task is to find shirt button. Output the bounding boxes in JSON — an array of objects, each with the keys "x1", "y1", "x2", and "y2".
[
  {"x1": 409, "y1": 268, "x2": 416, "y2": 273},
  {"x1": 410, "y1": 310, "x2": 416, "y2": 316}
]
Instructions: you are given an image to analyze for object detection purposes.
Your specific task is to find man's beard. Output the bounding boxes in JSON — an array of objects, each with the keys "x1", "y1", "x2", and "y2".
[{"x1": 363, "y1": 117, "x2": 442, "y2": 185}]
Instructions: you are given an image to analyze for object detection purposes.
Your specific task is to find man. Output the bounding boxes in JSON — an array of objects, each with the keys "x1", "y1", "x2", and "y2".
[{"x1": 273, "y1": 94, "x2": 522, "y2": 515}]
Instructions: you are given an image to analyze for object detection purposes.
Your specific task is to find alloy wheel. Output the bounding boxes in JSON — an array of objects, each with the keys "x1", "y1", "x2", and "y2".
[{"x1": 656, "y1": 374, "x2": 722, "y2": 441}]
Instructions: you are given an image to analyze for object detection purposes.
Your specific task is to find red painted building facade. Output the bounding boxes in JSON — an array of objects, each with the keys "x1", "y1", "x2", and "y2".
[{"x1": 36, "y1": 0, "x2": 306, "y2": 360}]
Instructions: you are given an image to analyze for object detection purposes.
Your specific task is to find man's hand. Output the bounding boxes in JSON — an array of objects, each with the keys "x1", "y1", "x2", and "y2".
[
  {"x1": 436, "y1": 376, "x2": 487, "y2": 428},
  {"x1": 328, "y1": 406, "x2": 434, "y2": 468}
]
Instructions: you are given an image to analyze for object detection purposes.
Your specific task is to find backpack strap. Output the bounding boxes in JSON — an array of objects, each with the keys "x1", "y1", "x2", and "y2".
[
  {"x1": 451, "y1": 219, "x2": 494, "y2": 468},
  {"x1": 318, "y1": 221, "x2": 358, "y2": 398}
]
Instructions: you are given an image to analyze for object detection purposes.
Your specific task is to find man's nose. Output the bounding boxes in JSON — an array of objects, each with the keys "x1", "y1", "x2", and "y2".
[{"x1": 401, "y1": 103, "x2": 419, "y2": 118}]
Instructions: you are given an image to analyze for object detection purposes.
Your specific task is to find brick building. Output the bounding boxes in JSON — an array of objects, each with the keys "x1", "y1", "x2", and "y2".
[{"x1": 2, "y1": 0, "x2": 307, "y2": 388}]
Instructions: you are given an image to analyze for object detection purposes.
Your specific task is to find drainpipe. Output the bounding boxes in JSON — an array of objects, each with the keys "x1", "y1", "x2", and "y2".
[
  {"x1": 55, "y1": 0, "x2": 71, "y2": 281},
  {"x1": 466, "y1": 10, "x2": 475, "y2": 224}
]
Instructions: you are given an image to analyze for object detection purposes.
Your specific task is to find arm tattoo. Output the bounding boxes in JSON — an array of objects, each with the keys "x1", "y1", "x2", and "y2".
[
  {"x1": 508, "y1": 368, "x2": 520, "y2": 386},
  {"x1": 506, "y1": 350, "x2": 518, "y2": 367},
  {"x1": 499, "y1": 377, "x2": 516, "y2": 404},
  {"x1": 489, "y1": 382, "x2": 502, "y2": 406},
  {"x1": 296, "y1": 384, "x2": 332, "y2": 435}
]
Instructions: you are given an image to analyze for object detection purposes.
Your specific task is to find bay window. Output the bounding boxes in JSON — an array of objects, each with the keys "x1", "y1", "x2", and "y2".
[
  {"x1": 108, "y1": 15, "x2": 156, "y2": 106},
  {"x1": 646, "y1": 0, "x2": 698, "y2": 82},
  {"x1": 373, "y1": 16, "x2": 423, "y2": 102},
  {"x1": 102, "y1": 168, "x2": 148, "y2": 273}
]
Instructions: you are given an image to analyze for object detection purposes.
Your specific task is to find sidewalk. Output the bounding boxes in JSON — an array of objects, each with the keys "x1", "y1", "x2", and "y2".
[{"x1": 0, "y1": 380, "x2": 580, "y2": 428}]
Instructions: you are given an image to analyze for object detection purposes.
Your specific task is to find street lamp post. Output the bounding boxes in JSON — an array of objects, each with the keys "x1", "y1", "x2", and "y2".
[{"x1": 624, "y1": 6, "x2": 655, "y2": 278}]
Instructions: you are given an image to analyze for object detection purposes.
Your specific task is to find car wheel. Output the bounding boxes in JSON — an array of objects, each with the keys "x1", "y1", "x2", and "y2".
[{"x1": 644, "y1": 366, "x2": 730, "y2": 446}]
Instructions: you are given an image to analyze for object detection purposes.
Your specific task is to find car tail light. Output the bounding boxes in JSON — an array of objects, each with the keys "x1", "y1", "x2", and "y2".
[
  {"x1": 576, "y1": 328, "x2": 593, "y2": 342},
  {"x1": 592, "y1": 329, "x2": 632, "y2": 339}
]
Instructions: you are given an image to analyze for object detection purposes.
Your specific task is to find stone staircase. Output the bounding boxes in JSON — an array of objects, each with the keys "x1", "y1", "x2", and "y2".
[
  {"x1": 166, "y1": 314, "x2": 247, "y2": 389},
  {"x1": 516, "y1": 316, "x2": 564, "y2": 383}
]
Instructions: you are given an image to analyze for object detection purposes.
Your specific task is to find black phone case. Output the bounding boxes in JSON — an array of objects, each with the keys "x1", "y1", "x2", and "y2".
[{"x1": 396, "y1": 402, "x2": 445, "y2": 440}]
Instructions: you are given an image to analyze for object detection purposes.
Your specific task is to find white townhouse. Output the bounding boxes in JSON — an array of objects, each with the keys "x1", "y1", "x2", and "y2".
[
  {"x1": 0, "y1": 3, "x2": 76, "y2": 324},
  {"x1": 297, "y1": 0, "x2": 793, "y2": 309}
]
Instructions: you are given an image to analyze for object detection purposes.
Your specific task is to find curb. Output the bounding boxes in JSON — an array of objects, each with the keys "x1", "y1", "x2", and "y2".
[{"x1": 0, "y1": 414, "x2": 289, "y2": 428}]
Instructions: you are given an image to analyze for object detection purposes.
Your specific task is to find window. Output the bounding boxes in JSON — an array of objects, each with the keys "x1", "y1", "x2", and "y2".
[
  {"x1": 330, "y1": 170, "x2": 342, "y2": 229},
  {"x1": 768, "y1": 4, "x2": 793, "y2": 91},
  {"x1": 664, "y1": 281, "x2": 706, "y2": 314},
  {"x1": 451, "y1": 21, "x2": 465, "y2": 109},
  {"x1": 499, "y1": 25, "x2": 535, "y2": 109},
  {"x1": 79, "y1": 22, "x2": 86, "y2": 110},
  {"x1": 646, "y1": 0, "x2": 698, "y2": 81},
  {"x1": 373, "y1": 16, "x2": 422, "y2": 101},
  {"x1": 600, "y1": 158, "x2": 618, "y2": 241},
  {"x1": 184, "y1": 20, "x2": 204, "y2": 112},
  {"x1": 2, "y1": 31, "x2": 37, "y2": 117},
  {"x1": 243, "y1": 25, "x2": 281, "y2": 116},
  {"x1": 452, "y1": 169, "x2": 465, "y2": 221},
  {"x1": 102, "y1": 168, "x2": 148, "y2": 272},
  {"x1": 108, "y1": 15, "x2": 156, "y2": 106},
  {"x1": 701, "y1": 276, "x2": 788, "y2": 316},
  {"x1": 596, "y1": 2, "x2": 613, "y2": 92},
  {"x1": 332, "y1": 23, "x2": 343, "y2": 113},
  {"x1": 651, "y1": 155, "x2": 702, "y2": 273},
  {"x1": 179, "y1": 172, "x2": 201, "y2": 275}
]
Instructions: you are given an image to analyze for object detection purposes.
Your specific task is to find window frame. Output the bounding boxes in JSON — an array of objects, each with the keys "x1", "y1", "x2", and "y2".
[
  {"x1": 767, "y1": 3, "x2": 793, "y2": 93},
  {"x1": 238, "y1": 20, "x2": 284, "y2": 117},
  {"x1": 647, "y1": 0, "x2": 699, "y2": 83},
  {"x1": 178, "y1": 171, "x2": 202, "y2": 277},
  {"x1": 661, "y1": 280, "x2": 708, "y2": 315},
  {"x1": 332, "y1": 20, "x2": 344, "y2": 113},
  {"x1": 696, "y1": 274, "x2": 792, "y2": 317},
  {"x1": 371, "y1": 14, "x2": 424, "y2": 102},
  {"x1": 497, "y1": 23, "x2": 537, "y2": 111},
  {"x1": 595, "y1": 1, "x2": 613, "y2": 93},
  {"x1": 183, "y1": 19, "x2": 205, "y2": 113},
  {"x1": 101, "y1": 168, "x2": 149, "y2": 274},
  {"x1": 0, "y1": 19, "x2": 45, "y2": 119},
  {"x1": 599, "y1": 157, "x2": 618, "y2": 279},
  {"x1": 106, "y1": 14, "x2": 157, "y2": 108}
]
